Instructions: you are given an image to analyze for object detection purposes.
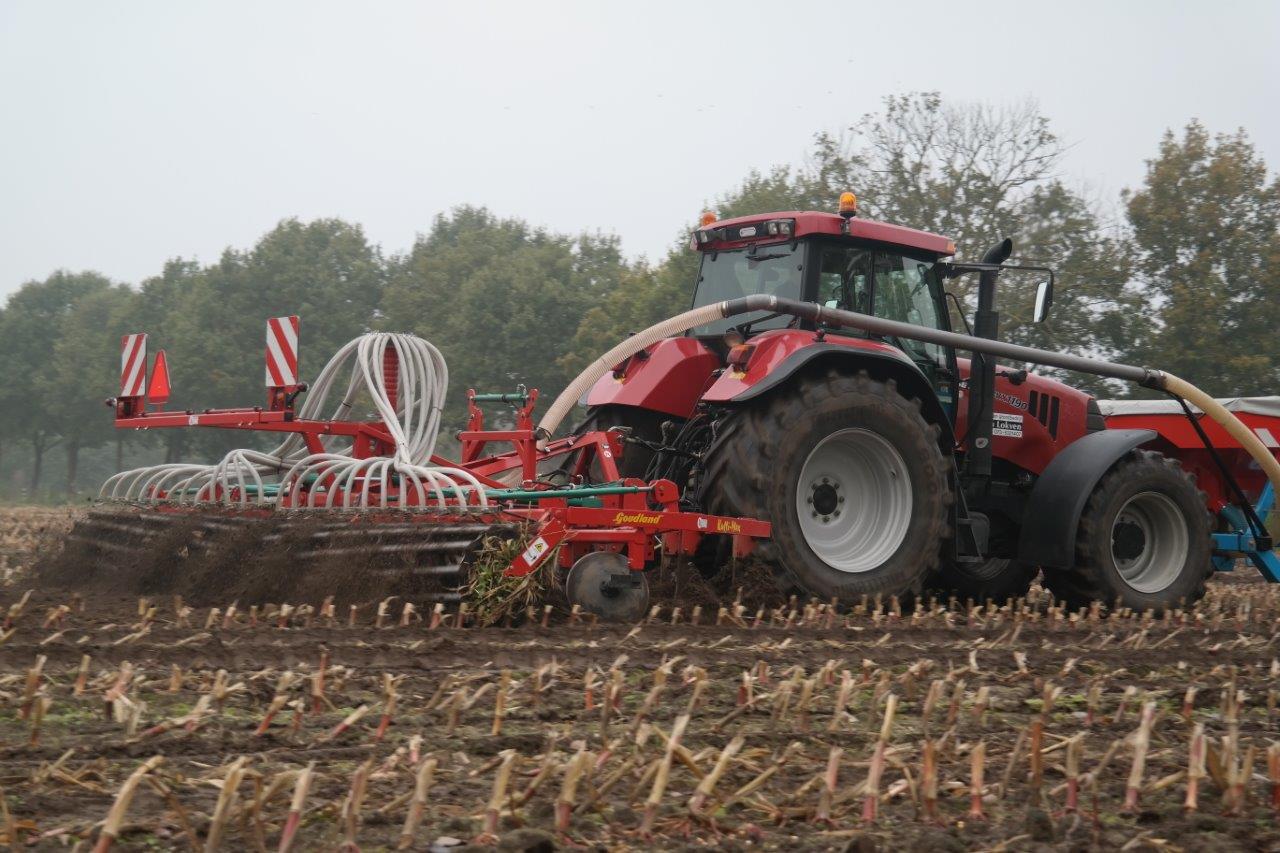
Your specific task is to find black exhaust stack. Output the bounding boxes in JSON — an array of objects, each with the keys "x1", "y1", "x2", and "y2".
[{"x1": 965, "y1": 238, "x2": 1013, "y2": 479}]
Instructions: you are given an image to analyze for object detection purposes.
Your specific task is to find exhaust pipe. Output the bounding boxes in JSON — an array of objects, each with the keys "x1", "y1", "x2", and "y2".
[{"x1": 965, "y1": 238, "x2": 1014, "y2": 480}]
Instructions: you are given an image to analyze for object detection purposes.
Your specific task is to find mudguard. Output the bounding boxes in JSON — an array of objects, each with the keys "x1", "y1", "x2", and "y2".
[
  {"x1": 707, "y1": 341, "x2": 957, "y2": 450},
  {"x1": 1017, "y1": 428, "x2": 1157, "y2": 569},
  {"x1": 585, "y1": 337, "x2": 720, "y2": 419}
]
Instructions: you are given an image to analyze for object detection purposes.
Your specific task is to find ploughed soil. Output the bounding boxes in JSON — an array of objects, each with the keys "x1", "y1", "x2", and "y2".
[{"x1": 1, "y1": 505, "x2": 1279, "y2": 851}]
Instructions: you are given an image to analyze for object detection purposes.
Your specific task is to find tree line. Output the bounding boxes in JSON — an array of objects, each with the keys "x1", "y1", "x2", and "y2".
[{"x1": 2, "y1": 94, "x2": 1278, "y2": 500}]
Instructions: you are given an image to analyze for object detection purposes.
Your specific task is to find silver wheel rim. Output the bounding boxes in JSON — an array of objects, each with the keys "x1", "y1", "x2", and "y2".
[
  {"x1": 795, "y1": 428, "x2": 913, "y2": 573},
  {"x1": 1110, "y1": 491, "x2": 1188, "y2": 594}
]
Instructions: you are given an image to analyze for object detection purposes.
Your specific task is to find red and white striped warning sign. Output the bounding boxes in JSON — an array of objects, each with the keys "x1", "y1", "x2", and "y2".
[
  {"x1": 120, "y1": 333, "x2": 147, "y2": 397},
  {"x1": 265, "y1": 316, "x2": 300, "y2": 387}
]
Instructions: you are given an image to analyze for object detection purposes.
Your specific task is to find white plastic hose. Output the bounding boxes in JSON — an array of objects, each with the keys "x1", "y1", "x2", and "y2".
[
  {"x1": 537, "y1": 302, "x2": 725, "y2": 440},
  {"x1": 100, "y1": 332, "x2": 487, "y2": 509}
]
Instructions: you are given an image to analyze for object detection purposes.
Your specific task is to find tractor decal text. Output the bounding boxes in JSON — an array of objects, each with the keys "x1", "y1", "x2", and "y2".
[
  {"x1": 613, "y1": 511, "x2": 662, "y2": 526},
  {"x1": 715, "y1": 518, "x2": 743, "y2": 534},
  {"x1": 994, "y1": 390, "x2": 1029, "y2": 410},
  {"x1": 992, "y1": 412, "x2": 1024, "y2": 438}
]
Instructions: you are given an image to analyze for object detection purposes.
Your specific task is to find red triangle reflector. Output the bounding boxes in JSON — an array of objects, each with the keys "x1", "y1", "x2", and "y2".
[{"x1": 146, "y1": 350, "x2": 171, "y2": 405}]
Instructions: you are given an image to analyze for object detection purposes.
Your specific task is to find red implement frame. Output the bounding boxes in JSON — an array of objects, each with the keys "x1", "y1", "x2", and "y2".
[{"x1": 108, "y1": 322, "x2": 771, "y2": 578}]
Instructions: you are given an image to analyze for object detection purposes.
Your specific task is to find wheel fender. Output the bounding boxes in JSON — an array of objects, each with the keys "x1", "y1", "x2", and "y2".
[
  {"x1": 1017, "y1": 428, "x2": 1158, "y2": 569},
  {"x1": 724, "y1": 345, "x2": 956, "y2": 450}
]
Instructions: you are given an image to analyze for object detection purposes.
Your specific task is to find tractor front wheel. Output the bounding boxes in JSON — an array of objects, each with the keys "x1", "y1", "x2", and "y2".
[
  {"x1": 1041, "y1": 450, "x2": 1212, "y2": 612},
  {"x1": 701, "y1": 370, "x2": 950, "y2": 602}
]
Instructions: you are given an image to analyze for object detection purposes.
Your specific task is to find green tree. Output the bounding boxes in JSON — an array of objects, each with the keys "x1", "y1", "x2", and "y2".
[
  {"x1": 1124, "y1": 121, "x2": 1280, "y2": 394},
  {"x1": 46, "y1": 284, "x2": 139, "y2": 495},
  {"x1": 383, "y1": 207, "x2": 632, "y2": 429},
  {"x1": 0, "y1": 271, "x2": 114, "y2": 496}
]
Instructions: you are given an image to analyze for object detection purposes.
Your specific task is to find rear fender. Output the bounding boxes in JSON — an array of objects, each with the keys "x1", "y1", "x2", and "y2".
[
  {"x1": 1017, "y1": 428, "x2": 1158, "y2": 569},
  {"x1": 703, "y1": 336, "x2": 956, "y2": 451},
  {"x1": 585, "y1": 337, "x2": 720, "y2": 419}
]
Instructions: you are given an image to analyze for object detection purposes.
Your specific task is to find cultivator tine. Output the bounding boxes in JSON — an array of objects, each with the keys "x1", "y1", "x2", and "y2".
[{"x1": 50, "y1": 505, "x2": 518, "y2": 608}]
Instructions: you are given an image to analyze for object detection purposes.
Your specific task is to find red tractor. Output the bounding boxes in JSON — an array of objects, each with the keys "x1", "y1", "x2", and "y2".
[{"x1": 577, "y1": 194, "x2": 1278, "y2": 612}]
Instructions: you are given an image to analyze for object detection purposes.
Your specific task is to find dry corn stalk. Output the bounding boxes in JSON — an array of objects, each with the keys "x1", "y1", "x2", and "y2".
[
  {"x1": 74, "y1": 654, "x2": 91, "y2": 696},
  {"x1": 556, "y1": 747, "x2": 591, "y2": 834},
  {"x1": 689, "y1": 734, "x2": 744, "y2": 816},
  {"x1": 1185, "y1": 723, "x2": 1206, "y2": 812},
  {"x1": 862, "y1": 693, "x2": 897, "y2": 823},
  {"x1": 398, "y1": 757, "x2": 437, "y2": 850},
  {"x1": 376, "y1": 674, "x2": 401, "y2": 742},
  {"x1": 481, "y1": 750, "x2": 518, "y2": 839},
  {"x1": 19, "y1": 655, "x2": 45, "y2": 720},
  {"x1": 28, "y1": 693, "x2": 49, "y2": 747},
  {"x1": 920, "y1": 739, "x2": 939, "y2": 823},
  {"x1": 103, "y1": 661, "x2": 134, "y2": 720},
  {"x1": 278, "y1": 762, "x2": 314, "y2": 853},
  {"x1": 827, "y1": 671, "x2": 853, "y2": 733},
  {"x1": 969, "y1": 742, "x2": 986, "y2": 820},
  {"x1": 1064, "y1": 734, "x2": 1083, "y2": 813},
  {"x1": 815, "y1": 746, "x2": 842, "y2": 824},
  {"x1": 205, "y1": 757, "x2": 247, "y2": 852},
  {"x1": 310, "y1": 649, "x2": 329, "y2": 715},
  {"x1": 326, "y1": 704, "x2": 371, "y2": 741},
  {"x1": 339, "y1": 758, "x2": 373, "y2": 850},
  {"x1": 92, "y1": 755, "x2": 163, "y2": 853},
  {"x1": 491, "y1": 670, "x2": 511, "y2": 737},
  {"x1": 641, "y1": 713, "x2": 690, "y2": 836},
  {"x1": 972, "y1": 685, "x2": 990, "y2": 724},
  {"x1": 1123, "y1": 701, "x2": 1157, "y2": 812}
]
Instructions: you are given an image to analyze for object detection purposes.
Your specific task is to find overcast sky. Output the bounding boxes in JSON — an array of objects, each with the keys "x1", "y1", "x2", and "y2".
[{"x1": 2, "y1": 1, "x2": 1277, "y2": 299}]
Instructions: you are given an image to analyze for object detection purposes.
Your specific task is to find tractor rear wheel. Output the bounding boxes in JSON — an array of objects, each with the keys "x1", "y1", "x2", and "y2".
[
  {"x1": 701, "y1": 370, "x2": 950, "y2": 602},
  {"x1": 576, "y1": 405, "x2": 671, "y2": 481},
  {"x1": 1041, "y1": 450, "x2": 1212, "y2": 612}
]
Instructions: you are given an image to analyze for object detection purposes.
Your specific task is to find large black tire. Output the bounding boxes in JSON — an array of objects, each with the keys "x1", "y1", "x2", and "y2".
[
  {"x1": 700, "y1": 369, "x2": 951, "y2": 602},
  {"x1": 1041, "y1": 450, "x2": 1212, "y2": 612},
  {"x1": 575, "y1": 404, "x2": 671, "y2": 480},
  {"x1": 929, "y1": 558, "x2": 1039, "y2": 606}
]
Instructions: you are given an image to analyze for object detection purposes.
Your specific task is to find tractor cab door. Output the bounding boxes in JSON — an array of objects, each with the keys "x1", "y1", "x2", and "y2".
[{"x1": 813, "y1": 243, "x2": 959, "y2": 417}]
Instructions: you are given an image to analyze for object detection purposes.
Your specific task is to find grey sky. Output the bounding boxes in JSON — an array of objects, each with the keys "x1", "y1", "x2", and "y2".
[{"x1": 2, "y1": 1, "x2": 1277, "y2": 298}]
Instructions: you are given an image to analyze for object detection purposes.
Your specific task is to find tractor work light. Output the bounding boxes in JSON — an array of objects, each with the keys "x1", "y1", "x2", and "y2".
[
  {"x1": 727, "y1": 343, "x2": 756, "y2": 372},
  {"x1": 700, "y1": 210, "x2": 718, "y2": 226},
  {"x1": 838, "y1": 191, "x2": 858, "y2": 217},
  {"x1": 691, "y1": 218, "x2": 793, "y2": 248}
]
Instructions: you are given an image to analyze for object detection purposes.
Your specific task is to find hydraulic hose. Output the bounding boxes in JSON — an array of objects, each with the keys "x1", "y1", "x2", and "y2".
[{"x1": 539, "y1": 294, "x2": 1280, "y2": 500}]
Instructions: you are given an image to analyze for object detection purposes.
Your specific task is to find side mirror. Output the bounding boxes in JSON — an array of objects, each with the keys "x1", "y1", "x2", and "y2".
[{"x1": 1033, "y1": 278, "x2": 1054, "y2": 323}]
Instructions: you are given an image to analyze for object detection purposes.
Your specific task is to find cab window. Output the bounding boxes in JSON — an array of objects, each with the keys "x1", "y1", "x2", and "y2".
[
  {"x1": 873, "y1": 253, "x2": 944, "y2": 362},
  {"x1": 816, "y1": 246, "x2": 873, "y2": 313},
  {"x1": 688, "y1": 244, "x2": 804, "y2": 336}
]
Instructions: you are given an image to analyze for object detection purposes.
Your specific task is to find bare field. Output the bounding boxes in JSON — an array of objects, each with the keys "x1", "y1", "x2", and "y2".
[{"x1": 1, "y1": 506, "x2": 1280, "y2": 851}]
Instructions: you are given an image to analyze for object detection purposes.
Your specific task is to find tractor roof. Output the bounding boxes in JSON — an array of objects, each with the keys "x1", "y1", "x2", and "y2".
[{"x1": 698, "y1": 211, "x2": 955, "y2": 256}]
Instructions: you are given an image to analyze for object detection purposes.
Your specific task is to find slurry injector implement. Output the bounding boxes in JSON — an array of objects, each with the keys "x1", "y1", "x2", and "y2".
[{"x1": 67, "y1": 193, "x2": 1280, "y2": 619}]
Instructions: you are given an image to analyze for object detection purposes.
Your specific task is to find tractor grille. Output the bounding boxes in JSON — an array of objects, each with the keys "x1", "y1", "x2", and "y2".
[{"x1": 1027, "y1": 390, "x2": 1062, "y2": 438}]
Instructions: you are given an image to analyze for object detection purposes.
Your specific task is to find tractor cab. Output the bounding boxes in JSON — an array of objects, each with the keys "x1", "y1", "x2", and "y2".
[
  {"x1": 687, "y1": 196, "x2": 960, "y2": 396},
  {"x1": 687, "y1": 194, "x2": 1056, "y2": 421}
]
